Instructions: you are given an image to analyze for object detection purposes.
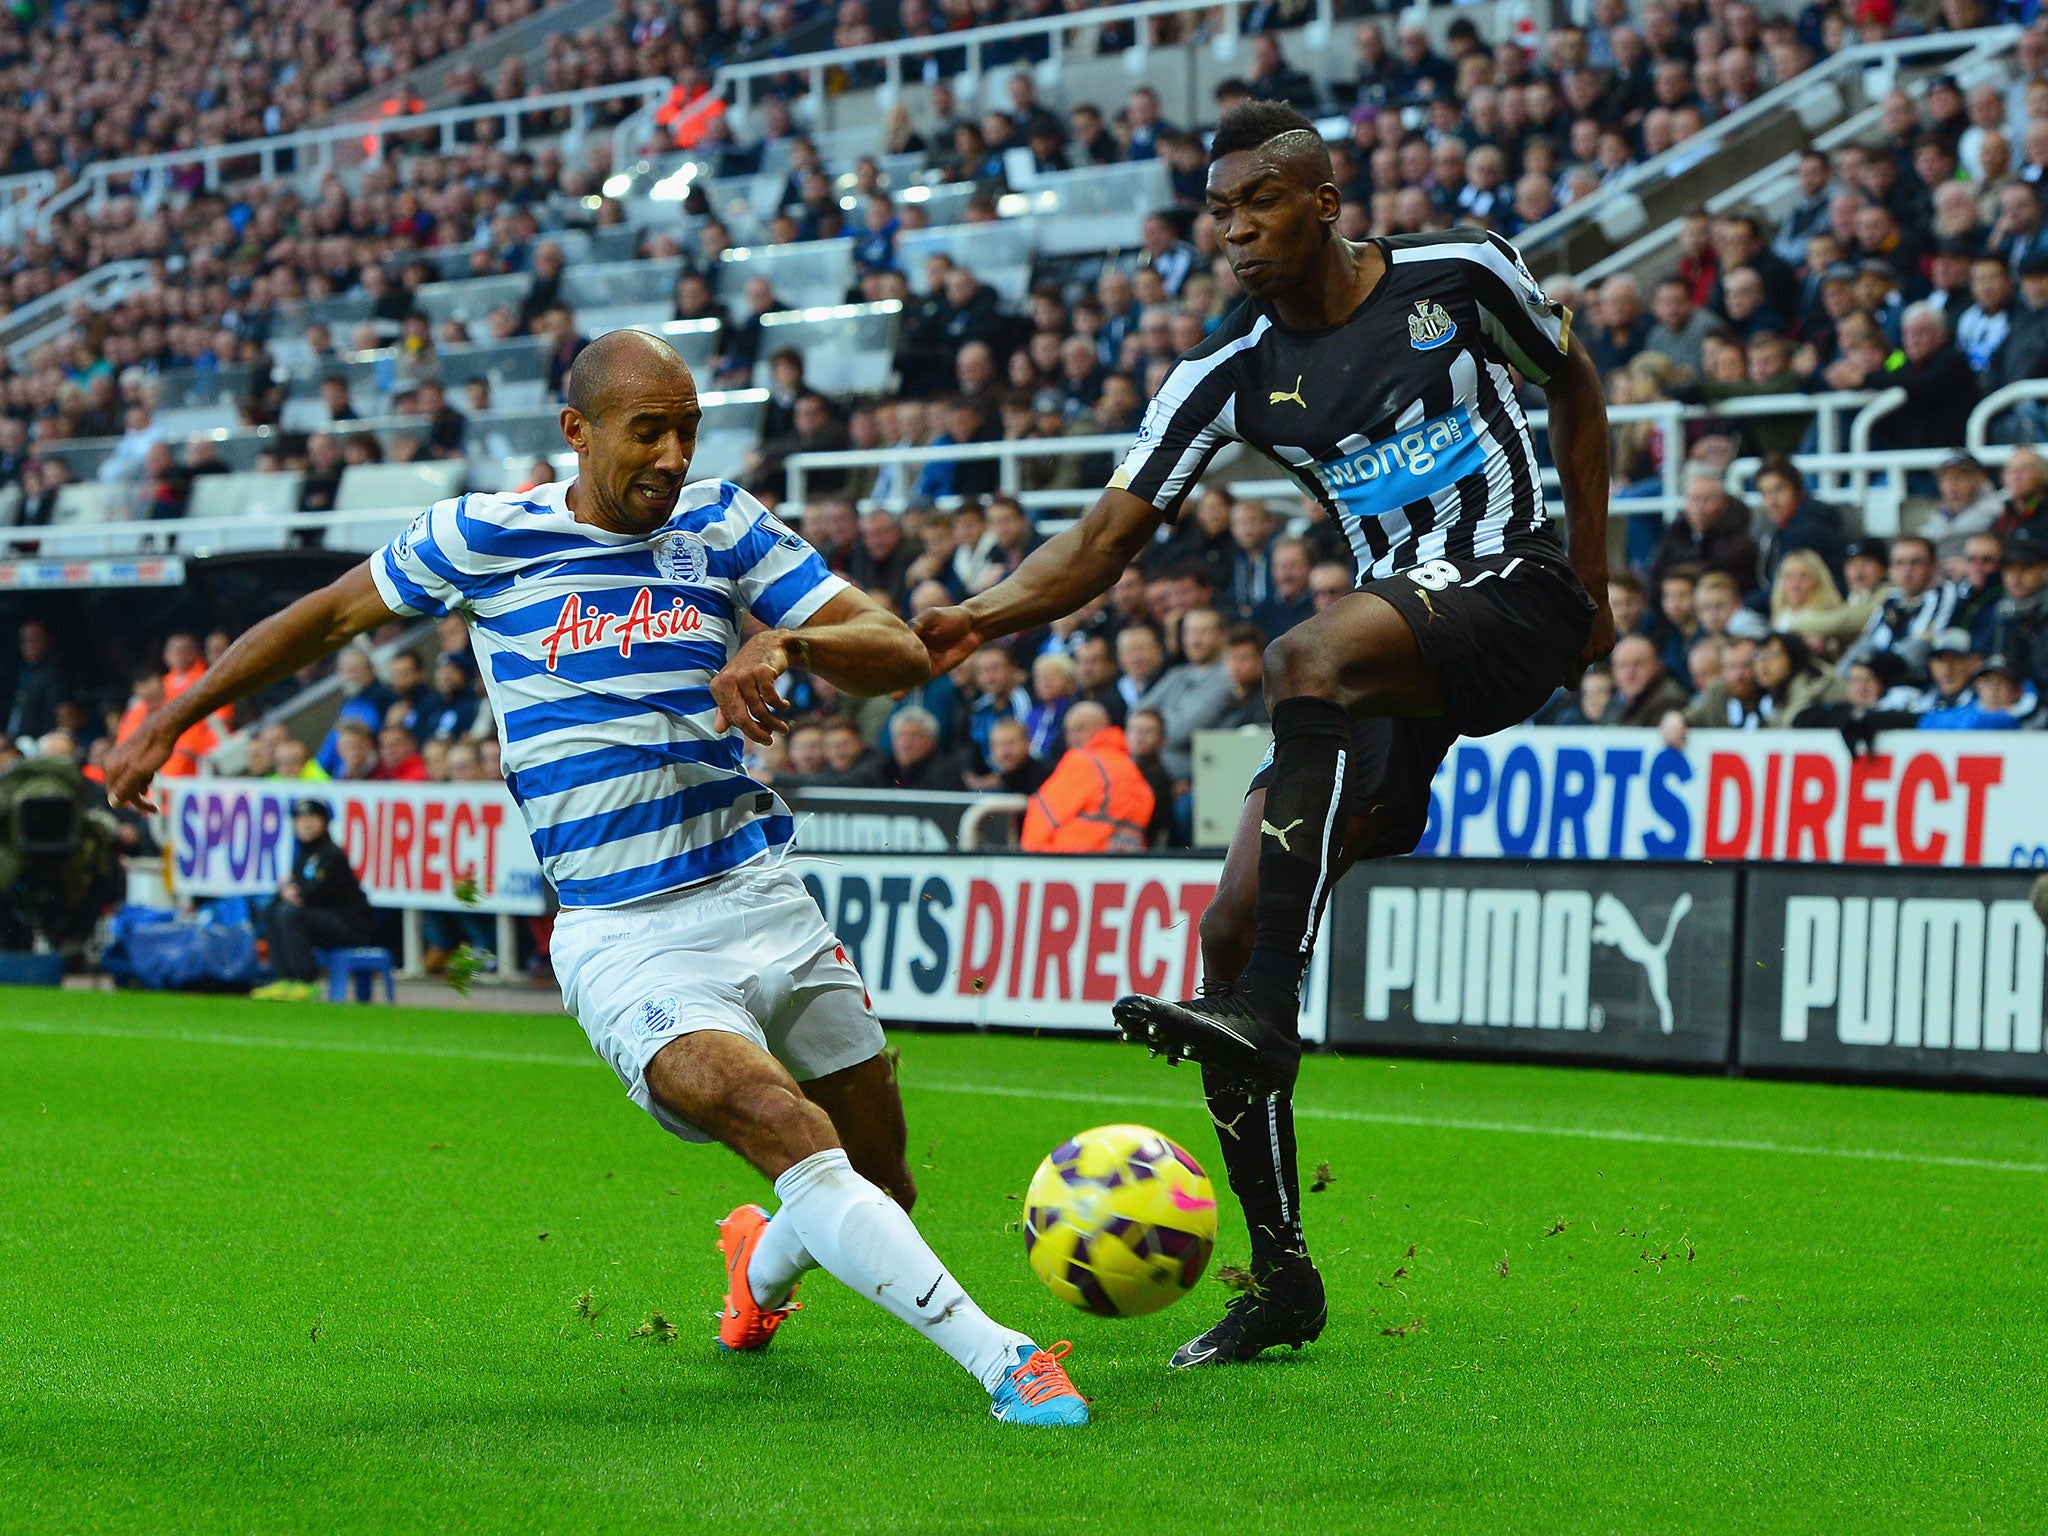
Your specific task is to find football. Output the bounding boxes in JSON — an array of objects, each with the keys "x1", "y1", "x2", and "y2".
[{"x1": 1023, "y1": 1124, "x2": 1218, "y2": 1317}]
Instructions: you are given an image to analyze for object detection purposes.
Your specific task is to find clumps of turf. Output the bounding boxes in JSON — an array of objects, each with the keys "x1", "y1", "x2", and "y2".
[
  {"x1": 445, "y1": 943, "x2": 484, "y2": 999},
  {"x1": 631, "y1": 1311, "x2": 679, "y2": 1343},
  {"x1": 1381, "y1": 1317, "x2": 1426, "y2": 1338},
  {"x1": 1215, "y1": 1264, "x2": 1262, "y2": 1297},
  {"x1": 1309, "y1": 1160, "x2": 1336, "y2": 1193}
]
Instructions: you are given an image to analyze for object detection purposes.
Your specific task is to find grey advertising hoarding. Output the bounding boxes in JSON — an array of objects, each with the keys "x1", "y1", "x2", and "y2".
[
  {"x1": 781, "y1": 787, "x2": 972, "y2": 852},
  {"x1": 1324, "y1": 860, "x2": 1737, "y2": 1064},
  {"x1": 1739, "y1": 865, "x2": 2048, "y2": 1084}
]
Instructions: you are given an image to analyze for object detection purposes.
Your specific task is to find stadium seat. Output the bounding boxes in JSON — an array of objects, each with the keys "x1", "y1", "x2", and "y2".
[
  {"x1": 334, "y1": 462, "x2": 468, "y2": 512},
  {"x1": 187, "y1": 472, "x2": 305, "y2": 521},
  {"x1": 316, "y1": 946, "x2": 396, "y2": 1004},
  {"x1": 715, "y1": 240, "x2": 855, "y2": 311},
  {"x1": 51, "y1": 483, "x2": 133, "y2": 525}
]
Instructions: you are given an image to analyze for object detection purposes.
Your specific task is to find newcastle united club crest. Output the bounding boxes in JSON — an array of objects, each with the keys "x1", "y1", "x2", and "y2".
[{"x1": 1408, "y1": 300, "x2": 1455, "y2": 351}]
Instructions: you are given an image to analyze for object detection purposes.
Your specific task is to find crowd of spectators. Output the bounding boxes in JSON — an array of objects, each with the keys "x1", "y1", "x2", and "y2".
[
  {"x1": 0, "y1": 0, "x2": 562, "y2": 181},
  {"x1": 5, "y1": 0, "x2": 2024, "y2": 476}
]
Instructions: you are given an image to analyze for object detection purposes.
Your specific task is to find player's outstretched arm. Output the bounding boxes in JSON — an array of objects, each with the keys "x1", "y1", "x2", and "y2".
[
  {"x1": 104, "y1": 562, "x2": 399, "y2": 809},
  {"x1": 913, "y1": 486, "x2": 1165, "y2": 673},
  {"x1": 1545, "y1": 338, "x2": 1617, "y2": 678},
  {"x1": 712, "y1": 586, "x2": 930, "y2": 745}
]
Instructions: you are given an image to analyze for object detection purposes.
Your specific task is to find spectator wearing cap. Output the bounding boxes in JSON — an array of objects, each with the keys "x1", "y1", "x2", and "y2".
[
  {"x1": 1919, "y1": 454, "x2": 2004, "y2": 565},
  {"x1": 250, "y1": 799, "x2": 379, "y2": 1002},
  {"x1": 1842, "y1": 534, "x2": 1960, "y2": 677},
  {"x1": 1955, "y1": 256, "x2": 2015, "y2": 380},
  {"x1": 1919, "y1": 653, "x2": 2037, "y2": 731},
  {"x1": 1982, "y1": 523, "x2": 2048, "y2": 694},
  {"x1": 424, "y1": 652, "x2": 479, "y2": 741},
  {"x1": 1754, "y1": 454, "x2": 1846, "y2": 590},
  {"x1": 1914, "y1": 628, "x2": 1983, "y2": 714}
]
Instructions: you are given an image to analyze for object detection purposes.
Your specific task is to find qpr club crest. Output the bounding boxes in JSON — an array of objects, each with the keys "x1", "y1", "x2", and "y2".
[
  {"x1": 652, "y1": 530, "x2": 709, "y2": 585},
  {"x1": 1408, "y1": 300, "x2": 1455, "y2": 351}
]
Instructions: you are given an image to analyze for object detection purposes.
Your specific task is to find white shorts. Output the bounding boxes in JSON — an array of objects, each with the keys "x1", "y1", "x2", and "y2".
[{"x1": 551, "y1": 862, "x2": 885, "y2": 1143}]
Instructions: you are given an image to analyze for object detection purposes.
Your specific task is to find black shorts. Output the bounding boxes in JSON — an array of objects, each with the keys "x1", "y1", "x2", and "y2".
[{"x1": 1247, "y1": 546, "x2": 1596, "y2": 860}]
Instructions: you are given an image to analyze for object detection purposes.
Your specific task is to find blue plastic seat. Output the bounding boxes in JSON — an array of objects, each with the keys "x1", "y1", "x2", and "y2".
[{"x1": 315, "y1": 946, "x2": 396, "y2": 1003}]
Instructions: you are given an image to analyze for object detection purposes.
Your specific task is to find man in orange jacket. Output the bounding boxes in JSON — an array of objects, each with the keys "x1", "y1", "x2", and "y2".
[
  {"x1": 1020, "y1": 701, "x2": 1155, "y2": 853},
  {"x1": 158, "y1": 632, "x2": 220, "y2": 776}
]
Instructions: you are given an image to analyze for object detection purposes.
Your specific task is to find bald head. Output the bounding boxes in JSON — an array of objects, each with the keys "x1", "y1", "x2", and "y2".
[
  {"x1": 1063, "y1": 699, "x2": 1112, "y2": 751},
  {"x1": 564, "y1": 329, "x2": 697, "y2": 422},
  {"x1": 559, "y1": 328, "x2": 703, "y2": 534}
]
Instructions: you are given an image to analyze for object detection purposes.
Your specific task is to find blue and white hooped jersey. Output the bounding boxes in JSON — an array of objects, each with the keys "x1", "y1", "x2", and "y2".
[{"x1": 370, "y1": 478, "x2": 846, "y2": 909}]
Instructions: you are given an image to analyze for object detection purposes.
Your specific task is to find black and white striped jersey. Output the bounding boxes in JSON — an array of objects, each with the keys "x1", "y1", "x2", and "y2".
[{"x1": 1111, "y1": 228, "x2": 1573, "y2": 582}]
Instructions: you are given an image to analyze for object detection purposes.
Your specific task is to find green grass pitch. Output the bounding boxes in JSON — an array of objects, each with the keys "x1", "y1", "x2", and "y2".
[{"x1": 2, "y1": 990, "x2": 2045, "y2": 1534}]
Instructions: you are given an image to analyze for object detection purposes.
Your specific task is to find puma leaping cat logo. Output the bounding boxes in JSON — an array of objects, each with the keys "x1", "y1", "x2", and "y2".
[
  {"x1": 1261, "y1": 817, "x2": 1305, "y2": 851},
  {"x1": 1268, "y1": 375, "x2": 1307, "y2": 408},
  {"x1": 1591, "y1": 892, "x2": 1693, "y2": 1035}
]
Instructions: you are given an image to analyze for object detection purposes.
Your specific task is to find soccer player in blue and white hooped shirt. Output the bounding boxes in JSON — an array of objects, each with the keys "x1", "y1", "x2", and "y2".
[{"x1": 106, "y1": 330, "x2": 1087, "y2": 1426}]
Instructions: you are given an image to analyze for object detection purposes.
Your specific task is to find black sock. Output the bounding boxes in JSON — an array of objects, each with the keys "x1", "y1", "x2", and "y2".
[
  {"x1": 1203, "y1": 1063, "x2": 1306, "y2": 1276},
  {"x1": 1238, "y1": 696, "x2": 1352, "y2": 1001}
]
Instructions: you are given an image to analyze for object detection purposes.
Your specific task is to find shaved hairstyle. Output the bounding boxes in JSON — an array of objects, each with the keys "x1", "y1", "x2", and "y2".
[
  {"x1": 564, "y1": 329, "x2": 695, "y2": 421},
  {"x1": 1209, "y1": 100, "x2": 1333, "y2": 185}
]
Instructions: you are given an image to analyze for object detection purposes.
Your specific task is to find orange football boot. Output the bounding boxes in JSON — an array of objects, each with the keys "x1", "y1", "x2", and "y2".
[{"x1": 716, "y1": 1203, "x2": 799, "y2": 1351}]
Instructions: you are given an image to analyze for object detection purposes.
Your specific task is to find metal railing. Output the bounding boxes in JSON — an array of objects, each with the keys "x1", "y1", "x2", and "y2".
[
  {"x1": 20, "y1": 79, "x2": 669, "y2": 228},
  {"x1": 786, "y1": 392, "x2": 1887, "y2": 523},
  {"x1": 721, "y1": 0, "x2": 1334, "y2": 103},
  {"x1": 1573, "y1": 30, "x2": 2020, "y2": 289},
  {"x1": 1517, "y1": 27, "x2": 2019, "y2": 277},
  {"x1": 1967, "y1": 379, "x2": 2048, "y2": 449},
  {"x1": 1, "y1": 260, "x2": 154, "y2": 364}
]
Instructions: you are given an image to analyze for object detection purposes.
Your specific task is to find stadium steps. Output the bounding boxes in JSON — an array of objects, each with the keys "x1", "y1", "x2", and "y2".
[{"x1": 1520, "y1": 25, "x2": 2019, "y2": 280}]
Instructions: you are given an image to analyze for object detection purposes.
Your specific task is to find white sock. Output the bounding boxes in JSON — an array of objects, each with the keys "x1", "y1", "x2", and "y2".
[
  {"x1": 769, "y1": 1148, "x2": 1033, "y2": 1393},
  {"x1": 745, "y1": 1210, "x2": 815, "y2": 1309}
]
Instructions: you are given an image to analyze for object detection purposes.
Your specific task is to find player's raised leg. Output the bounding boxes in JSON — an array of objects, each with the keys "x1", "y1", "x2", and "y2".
[
  {"x1": 649, "y1": 1031, "x2": 1087, "y2": 1425},
  {"x1": 1115, "y1": 592, "x2": 1437, "y2": 1091},
  {"x1": 711, "y1": 1052, "x2": 916, "y2": 1346}
]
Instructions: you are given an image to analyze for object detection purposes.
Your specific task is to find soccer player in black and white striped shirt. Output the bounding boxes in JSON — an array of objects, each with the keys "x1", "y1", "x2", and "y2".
[{"x1": 916, "y1": 102, "x2": 1615, "y2": 1366}]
